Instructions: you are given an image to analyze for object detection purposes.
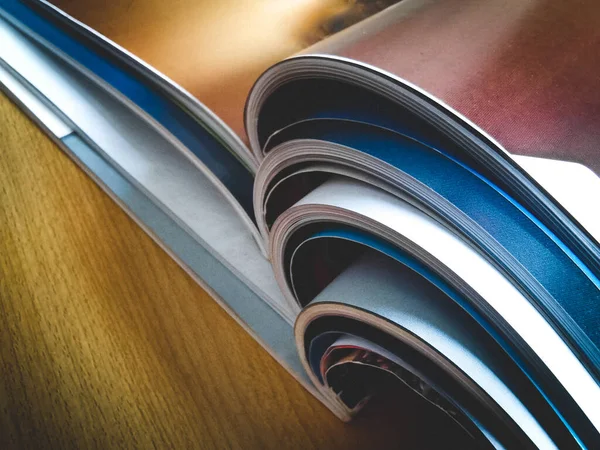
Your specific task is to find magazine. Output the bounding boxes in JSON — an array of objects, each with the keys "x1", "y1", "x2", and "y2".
[{"x1": 1, "y1": 0, "x2": 599, "y2": 447}]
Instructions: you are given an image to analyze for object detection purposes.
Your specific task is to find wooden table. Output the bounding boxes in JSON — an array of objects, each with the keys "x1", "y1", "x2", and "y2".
[{"x1": 0, "y1": 91, "x2": 474, "y2": 448}]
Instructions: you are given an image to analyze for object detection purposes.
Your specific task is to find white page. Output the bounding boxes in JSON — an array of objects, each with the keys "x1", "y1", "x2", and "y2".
[
  {"x1": 0, "y1": 17, "x2": 293, "y2": 323},
  {"x1": 290, "y1": 176, "x2": 600, "y2": 430},
  {"x1": 513, "y1": 155, "x2": 600, "y2": 243},
  {"x1": 312, "y1": 253, "x2": 555, "y2": 448}
]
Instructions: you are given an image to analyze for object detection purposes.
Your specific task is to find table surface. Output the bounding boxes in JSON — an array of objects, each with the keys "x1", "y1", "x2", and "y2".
[{"x1": 0, "y1": 89, "x2": 469, "y2": 449}]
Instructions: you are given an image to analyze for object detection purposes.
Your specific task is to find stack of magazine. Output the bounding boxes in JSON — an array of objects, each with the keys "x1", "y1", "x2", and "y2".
[{"x1": 2, "y1": 0, "x2": 599, "y2": 447}]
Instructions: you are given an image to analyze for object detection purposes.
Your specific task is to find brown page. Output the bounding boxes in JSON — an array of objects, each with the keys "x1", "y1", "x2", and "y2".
[
  {"x1": 49, "y1": 0, "x2": 401, "y2": 137},
  {"x1": 306, "y1": 0, "x2": 600, "y2": 174}
]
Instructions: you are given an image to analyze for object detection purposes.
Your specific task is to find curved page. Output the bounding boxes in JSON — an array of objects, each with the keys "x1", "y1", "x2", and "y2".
[
  {"x1": 304, "y1": 0, "x2": 600, "y2": 175},
  {"x1": 255, "y1": 119, "x2": 600, "y2": 377},
  {"x1": 0, "y1": 63, "x2": 327, "y2": 423},
  {"x1": 0, "y1": 16, "x2": 295, "y2": 322},
  {"x1": 270, "y1": 176, "x2": 600, "y2": 442},
  {"x1": 1, "y1": 0, "x2": 257, "y2": 217},
  {"x1": 43, "y1": 0, "x2": 403, "y2": 137},
  {"x1": 296, "y1": 252, "x2": 556, "y2": 448}
]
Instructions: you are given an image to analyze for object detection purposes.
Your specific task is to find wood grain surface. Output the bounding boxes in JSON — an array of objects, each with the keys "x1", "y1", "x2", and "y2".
[{"x1": 0, "y1": 94, "x2": 472, "y2": 449}]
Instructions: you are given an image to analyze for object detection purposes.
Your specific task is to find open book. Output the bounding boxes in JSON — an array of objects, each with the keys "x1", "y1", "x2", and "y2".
[{"x1": 2, "y1": 0, "x2": 600, "y2": 447}]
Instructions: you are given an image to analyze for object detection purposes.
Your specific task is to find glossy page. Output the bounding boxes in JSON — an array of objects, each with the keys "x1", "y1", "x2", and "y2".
[
  {"x1": 47, "y1": 0, "x2": 402, "y2": 137},
  {"x1": 306, "y1": 0, "x2": 600, "y2": 174}
]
